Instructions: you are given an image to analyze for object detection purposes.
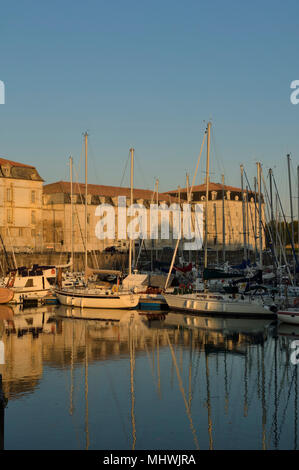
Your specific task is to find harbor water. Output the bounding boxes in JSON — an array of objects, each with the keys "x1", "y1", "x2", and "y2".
[{"x1": 0, "y1": 304, "x2": 298, "y2": 450}]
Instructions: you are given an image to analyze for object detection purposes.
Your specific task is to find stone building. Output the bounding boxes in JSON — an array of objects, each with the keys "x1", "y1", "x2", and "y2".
[
  {"x1": 42, "y1": 181, "x2": 182, "y2": 253},
  {"x1": 0, "y1": 157, "x2": 44, "y2": 253},
  {"x1": 0, "y1": 155, "x2": 266, "y2": 256},
  {"x1": 164, "y1": 182, "x2": 265, "y2": 252}
]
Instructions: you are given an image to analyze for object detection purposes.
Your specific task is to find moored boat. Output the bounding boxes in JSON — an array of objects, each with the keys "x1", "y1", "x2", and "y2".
[
  {"x1": 163, "y1": 292, "x2": 277, "y2": 318},
  {"x1": 277, "y1": 308, "x2": 299, "y2": 325},
  {"x1": 1, "y1": 265, "x2": 57, "y2": 304},
  {"x1": 55, "y1": 286, "x2": 140, "y2": 309}
]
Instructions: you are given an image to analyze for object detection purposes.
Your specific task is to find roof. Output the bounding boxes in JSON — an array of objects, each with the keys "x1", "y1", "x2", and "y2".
[
  {"x1": 164, "y1": 182, "x2": 245, "y2": 194},
  {"x1": 43, "y1": 181, "x2": 179, "y2": 203},
  {"x1": 0, "y1": 156, "x2": 35, "y2": 169},
  {"x1": 0, "y1": 156, "x2": 44, "y2": 181}
]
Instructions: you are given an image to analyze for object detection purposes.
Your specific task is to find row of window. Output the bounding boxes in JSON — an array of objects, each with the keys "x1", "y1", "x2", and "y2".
[
  {"x1": 7, "y1": 210, "x2": 37, "y2": 224},
  {"x1": 4, "y1": 227, "x2": 37, "y2": 237},
  {"x1": 6, "y1": 189, "x2": 38, "y2": 203}
]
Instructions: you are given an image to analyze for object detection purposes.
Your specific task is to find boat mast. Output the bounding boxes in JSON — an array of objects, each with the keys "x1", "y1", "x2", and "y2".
[
  {"x1": 84, "y1": 132, "x2": 88, "y2": 275},
  {"x1": 254, "y1": 176, "x2": 257, "y2": 263},
  {"x1": 129, "y1": 148, "x2": 134, "y2": 275},
  {"x1": 214, "y1": 203, "x2": 218, "y2": 265},
  {"x1": 298, "y1": 165, "x2": 299, "y2": 263},
  {"x1": 241, "y1": 165, "x2": 247, "y2": 260},
  {"x1": 164, "y1": 125, "x2": 206, "y2": 290},
  {"x1": 204, "y1": 122, "x2": 211, "y2": 284},
  {"x1": 246, "y1": 186, "x2": 249, "y2": 256},
  {"x1": 222, "y1": 174, "x2": 225, "y2": 263},
  {"x1": 155, "y1": 178, "x2": 159, "y2": 262},
  {"x1": 269, "y1": 168, "x2": 274, "y2": 223},
  {"x1": 69, "y1": 156, "x2": 74, "y2": 272},
  {"x1": 287, "y1": 154, "x2": 295, "y2": 274},
  {"x1": 186, "y1": 173, "x2": 191, "y2": 262},
  {"x1": 257, "y1": 162, "x2": 263, "y2": 268}
]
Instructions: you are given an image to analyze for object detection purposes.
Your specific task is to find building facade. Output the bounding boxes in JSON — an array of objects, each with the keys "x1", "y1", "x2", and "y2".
[
  {"x1": 42, "y1": 181, "x2": 182, "y2": 253},
  {"x1": 163, "y1": 182, "x2": 265, "y2": 252},
  {"x1": 0, "y1": 158, "x2": 44, "y2": 253},
  {"x1": 0, "y1": 156, "x2": 265, "y2": 255}
]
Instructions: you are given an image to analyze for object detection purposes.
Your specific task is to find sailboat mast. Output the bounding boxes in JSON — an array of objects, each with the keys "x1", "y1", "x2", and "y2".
[
  {"x1": 287, "y1": 154, "x2": 295, "y2": 274},
  {"x1": 69, "y1": 156, "x2": 74, "y2": 272},
  {"x1": 204, "y1": 122, "x2": 211, "y2": 272},
  {"x1": 84, "y1": 132, "x2": 88, "y2": 275},
  {"x1": 298, "y1": 165, "x2": 299, "y2": 260},
  {"x1": 241, "y1": 165, "x2": 247, "y2": 260},
  {"x1": 222, "y1": 174, "x2": 225, "y2": 263},
  {"x1": 129, "y1": 148, "x2": 134, "y2": 275},
  {"x1": 155, "y1": 178, "x2": 159, "y2": 261},
  {"x1": 257, "y1": 162, "x2": 263, "y2": 268}
]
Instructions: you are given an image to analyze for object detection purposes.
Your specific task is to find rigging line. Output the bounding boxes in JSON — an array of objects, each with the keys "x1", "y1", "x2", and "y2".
[
  {"x1": 210, "y1": 126, "x2": 225, "y2": 180},
  {"x1": 189, "y1": 130, "x2": 207, "y2": 198},
  {"x1": 119, "y1": 151, "x2": 131, "y2": 187},
  {"x1": 272, "y1": 171, "x2": 298, "y2": 266},
  {"x1": 143, "y1": 334, "x2": 160, "y2": 393},
  {"x1": 261, "y1": 170, "x2": 280, "y2": 267},
  {"x1": 290, "y1": 157, "x2": 297, "y2": 198},
  {"x1": 135, "y1": 151, "x2": 150, "y2": 190},
  {"x1": 72, "y1": 166, "x2": 87, "y2": 253},
  {"x1": 191, "y1": 336, "x2": 205, "y2": 398},
  {"x1": 76, "y1": 138, "x2": 85, "y2": 185},
  {"x1": 165, "y1": 331, "x2": 200, "y2": 450},
  {"x1": 88, "y1": 139, "x2": 100, "y2": 186},
  {"x1": 102, "y1": 361, "x2": 130, "y2": 445},
  {"x1": 244, "y1": 167, "x2": 281, "y2": 269},
  {"x1": 60, "y1": 327, "x2": 83, "y2": 450},
  {"x1": 276, "y1": 365, "x2": 297, "y2": 444}
]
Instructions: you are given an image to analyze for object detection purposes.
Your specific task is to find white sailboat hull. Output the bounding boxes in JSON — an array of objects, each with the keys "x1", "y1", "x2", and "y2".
[
  {"x1": 278, "y1": 309, "x2": 299, "y2": 325},
  {"x1": 163, "y1": 293, "x2": 276, "y2": 317},
  {"x1": 55, "y1": 288, "x2": 140, "y2": 309}
]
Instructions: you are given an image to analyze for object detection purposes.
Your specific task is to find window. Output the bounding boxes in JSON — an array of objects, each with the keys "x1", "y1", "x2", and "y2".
[
  {"x1": 19, "y1": 228, "x2": 23, "y2": 237},
  {"x1": 31, "y1": 190, "x2": 36, "y2": 203},
  {"x1": 31, "y1": 229, "x2": 36, "y2": 236},
  {"x1": 31, "y1": 211, "x2": 36, "y2": 224},
  {"x1": 7, "y1": 209, "x2": 12, "y2": 223},
  {"x1": 6, "y1": 188, "x2": 12, "y2": 202},
  {"x1": 25, "y1": 279, "x2": 34, "y2": 288}
]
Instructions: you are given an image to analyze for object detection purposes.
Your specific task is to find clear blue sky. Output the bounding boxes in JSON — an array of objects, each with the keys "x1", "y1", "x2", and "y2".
[{"x1": 0, "y1": 0, "x2": 298, "y2": 207}]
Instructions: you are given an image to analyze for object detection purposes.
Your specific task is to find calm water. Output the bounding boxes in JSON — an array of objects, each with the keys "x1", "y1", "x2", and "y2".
[{"x1": 0, "y1": 304, "x2": 298, "y2": 450}]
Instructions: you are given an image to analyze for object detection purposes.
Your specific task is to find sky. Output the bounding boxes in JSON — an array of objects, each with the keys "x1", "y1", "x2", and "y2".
[{"x1": 0, "y1": 0, "x2": 299, "y2": 209}]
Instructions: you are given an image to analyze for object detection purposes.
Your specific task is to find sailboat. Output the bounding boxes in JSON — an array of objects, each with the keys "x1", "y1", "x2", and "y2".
[
  {"x1": 277, "y1": 307, "x2": 299, "y2": 325},
  {"x1": 163, "y1": 122, "x2": 278, "y2": 318},
  {"x1": 55, "y1": 135, "x2": 140, "y2": 310}
]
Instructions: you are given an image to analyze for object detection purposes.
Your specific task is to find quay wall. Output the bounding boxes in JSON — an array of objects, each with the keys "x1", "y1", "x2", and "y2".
[{"x1": 0, "y1": 248, "x2": 277, "y2": 274}]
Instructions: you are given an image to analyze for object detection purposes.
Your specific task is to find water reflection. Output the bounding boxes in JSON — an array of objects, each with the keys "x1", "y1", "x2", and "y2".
[{"x1": 0, "y1": 304, "x2": 297, "y2": 450}]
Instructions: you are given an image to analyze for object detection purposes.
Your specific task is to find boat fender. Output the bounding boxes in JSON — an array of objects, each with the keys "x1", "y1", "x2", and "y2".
[{"x1": 112, "y1": 285, "x2": 118, "y2": 293}]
